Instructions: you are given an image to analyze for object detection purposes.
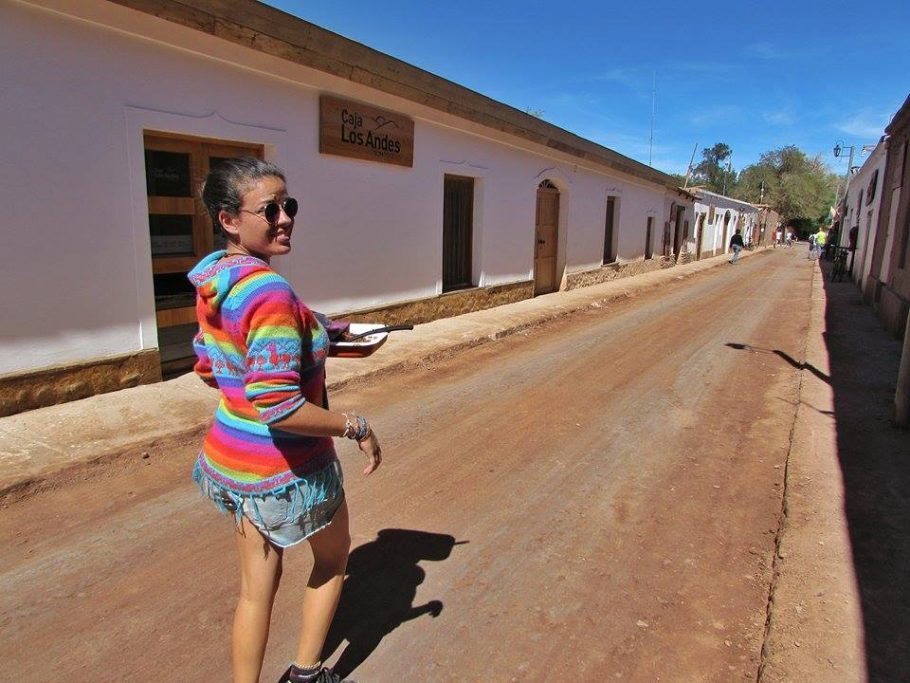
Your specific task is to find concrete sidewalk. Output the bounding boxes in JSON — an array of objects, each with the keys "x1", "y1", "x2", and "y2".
[
  {"x1": 760, "y1": 258, "x2": 910, "y2": 682},
  {"x1": 0, "y1": 249, "x2": 759, "y2": 502}
]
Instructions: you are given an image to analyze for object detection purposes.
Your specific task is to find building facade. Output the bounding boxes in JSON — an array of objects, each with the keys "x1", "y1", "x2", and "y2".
[
  {"x1": 866, "y1": 95, "x2": 910, "y2": 337},
  {"x1": 837, "y1": 139, "x2": 887, "y2": 293},
  {"x1": 690, "y1": 190, "x2": 762, "y2": 259},
  {"x1": 0, "y1": 0, "x2": 694, "y2": 415}
]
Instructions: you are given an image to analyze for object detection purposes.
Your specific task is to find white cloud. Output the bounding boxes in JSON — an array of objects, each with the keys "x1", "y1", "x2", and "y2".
[
  {"x1": 690, "y1": 105, "x2": 743, "y2": 126},
  {"x1": 576, "y1": 127, "x2": 690, "y2": 173},
  {"x1": 593, "y1": 67, "x2": 642, "y2": 86},
  {"x1": 744, "y1": 42, "x2": 778, "y2": 60},
  {"x1": 763, "y1": 107, "x2": 796, "y2": 126},
  {"x1": 835, "y1": 110, "x2": 891, "y2": 138}
]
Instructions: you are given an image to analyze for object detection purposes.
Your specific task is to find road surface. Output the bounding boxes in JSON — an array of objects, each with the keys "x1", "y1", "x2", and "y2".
[{"x1": 0, "y1": 248, "x2": 813, "y2": 682}]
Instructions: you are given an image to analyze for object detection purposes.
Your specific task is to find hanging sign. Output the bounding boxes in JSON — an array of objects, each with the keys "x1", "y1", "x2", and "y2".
[{"x1": 319, "y1": 95, "x2": 414, "y2": 167}]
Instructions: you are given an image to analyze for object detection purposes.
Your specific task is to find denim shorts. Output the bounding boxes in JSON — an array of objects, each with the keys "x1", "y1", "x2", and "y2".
[{"x1": 194, "y1": 458, "x2": 345, "y2": 549}]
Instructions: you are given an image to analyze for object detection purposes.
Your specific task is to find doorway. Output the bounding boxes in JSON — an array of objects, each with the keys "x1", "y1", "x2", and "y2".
[
  {"x1": 672, "y1": 205, "x2": 684, "y2": 256},
  {"x1": 722, "y1": 211, "x2": 732, "y2": 252},
  {"x1": 534, "y1": 180, "x2": 559, "y2": 295},
  {"x1": 143, "y1": 133, "x2": 263, "y2": 377},
  {"x1": 695, "y1": 214, "x2": 705, "y2": 259},
  {"x1": 442, "y1": 175, "x2": 475, "y2": 292},
  {"x1": 603, "y1": 195, "x2": 618, "y2": 263},
  {"x1": 645, "y1": 216, "x2": 654, "y2": 260}
]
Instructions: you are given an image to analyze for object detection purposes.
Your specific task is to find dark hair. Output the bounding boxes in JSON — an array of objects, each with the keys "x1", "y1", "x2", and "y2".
[{"x1": 200, "y1": 156, "x2": 286, "y2": 228}]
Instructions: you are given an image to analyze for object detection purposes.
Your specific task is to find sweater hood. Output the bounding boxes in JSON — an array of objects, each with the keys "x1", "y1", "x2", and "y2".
[{"x1": 187, "y1": 250, "x2": 272, "y2": 316}]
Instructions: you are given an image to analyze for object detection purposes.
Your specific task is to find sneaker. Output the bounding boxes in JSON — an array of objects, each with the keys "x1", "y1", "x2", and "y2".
[
  {"x1": 283, "y1": 666, "x2": 357, "y2": 683},
  {"x1": 315, "y1": 669, "x2": 356, "y2": 683}
]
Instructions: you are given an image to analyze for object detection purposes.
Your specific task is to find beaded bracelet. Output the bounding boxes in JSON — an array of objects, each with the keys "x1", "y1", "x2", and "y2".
[
  {"x1": 341, "y1": 413, "x2": 371, "y2": 442},
  {"x1": 341, "y1": 413, "x2": 356, "y2": 439}
]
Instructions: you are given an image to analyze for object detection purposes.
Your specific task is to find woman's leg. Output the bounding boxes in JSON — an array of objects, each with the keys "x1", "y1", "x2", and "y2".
[
  {"x1": 234, "y1": 515, "x2": 284, "y2": 683},
  {"x1": 295, "y1": 500, "x2": 351, "y2": 666}
]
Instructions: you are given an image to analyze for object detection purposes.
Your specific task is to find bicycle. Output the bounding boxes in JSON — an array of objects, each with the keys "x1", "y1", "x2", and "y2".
[{"x1": 830, "y1": 246, "x2": 848, "y2": 282}]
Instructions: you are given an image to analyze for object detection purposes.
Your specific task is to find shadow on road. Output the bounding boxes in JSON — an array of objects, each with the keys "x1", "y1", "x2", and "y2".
[
  {"x1": 320, "y1": 528, "x2": 465, "y2": 678},
  {"x1": 817, "y1": 263, "x2": 910, "y2": 681},
  {"x1": 724, "y1": 342, "x2": 831, "y2": 384}
]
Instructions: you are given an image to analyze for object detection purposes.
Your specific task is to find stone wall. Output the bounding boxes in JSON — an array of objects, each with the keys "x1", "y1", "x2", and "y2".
[
  {"x1": 339, "y1": 280, "x2": 536, "y2": 325},
  {"x1": 0, "y1": 350, "x2": 160, "y2": 418},
  {"x1": 565, "y1": 257, "x2": 673, "y2": 290}
]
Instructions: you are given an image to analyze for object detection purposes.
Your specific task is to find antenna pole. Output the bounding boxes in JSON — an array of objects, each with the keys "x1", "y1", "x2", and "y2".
[
  {"x1": 683, "y1": 142, "x2": 698, "y2": 189},
  {"x1": 649, "y1": 71, "x2": 656, "y2": 167}
]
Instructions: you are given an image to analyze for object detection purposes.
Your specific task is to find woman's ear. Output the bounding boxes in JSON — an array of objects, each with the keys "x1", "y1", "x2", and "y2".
[{"x1": 218, "y1": 209, "x2": 240, "y2": 239}]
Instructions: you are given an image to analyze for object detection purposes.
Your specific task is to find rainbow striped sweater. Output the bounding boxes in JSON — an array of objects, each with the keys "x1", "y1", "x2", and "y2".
[{"x1": 188, "y1": 251, "x2": 337, "y2": 497}]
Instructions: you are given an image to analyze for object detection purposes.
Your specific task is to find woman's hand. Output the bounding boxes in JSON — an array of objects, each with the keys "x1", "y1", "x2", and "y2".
[{"x1": 358, "y1": 431, "x2": 382, "y2": 475}]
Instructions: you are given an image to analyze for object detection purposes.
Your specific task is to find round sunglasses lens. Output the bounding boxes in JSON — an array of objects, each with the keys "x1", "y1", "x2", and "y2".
[
  {"x1": 264, "y1": 202, "x2": 280, "y2": 224},
  {"x1": 284, "y1": 197, "x2": 298, "y2": 218}
]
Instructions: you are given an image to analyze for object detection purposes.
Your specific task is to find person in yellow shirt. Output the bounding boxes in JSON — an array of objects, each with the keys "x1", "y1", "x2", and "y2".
[{"x1": 813, "y1": 227, "x2": 827, "y2": 260}]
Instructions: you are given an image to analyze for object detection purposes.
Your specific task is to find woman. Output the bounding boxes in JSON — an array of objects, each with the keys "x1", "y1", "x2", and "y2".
[
  {"x1": 729, "y1": 227, "x2": 745, "y2": 264},
  {"x1": 189, "y1": 157, "x2": 381, "y2": 683}
]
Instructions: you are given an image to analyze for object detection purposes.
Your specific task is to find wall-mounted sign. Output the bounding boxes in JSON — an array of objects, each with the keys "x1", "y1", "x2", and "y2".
[{"x1": 319, "y1": 95, "x2": 414, "y2": 167}]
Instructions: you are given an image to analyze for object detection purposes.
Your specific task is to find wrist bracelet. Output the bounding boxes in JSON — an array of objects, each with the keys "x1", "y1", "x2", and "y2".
[
  {"x1": 341, "y1": 413, "x2": 356, "y2": 439},
  {"x1": 341, "y1": 413, "x2": 371, "y2": 441}
]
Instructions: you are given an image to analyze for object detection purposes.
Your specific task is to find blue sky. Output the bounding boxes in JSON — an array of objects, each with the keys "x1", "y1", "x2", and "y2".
[{"x1": 266, "y1": 0, "x2": 909, "y2": 178}]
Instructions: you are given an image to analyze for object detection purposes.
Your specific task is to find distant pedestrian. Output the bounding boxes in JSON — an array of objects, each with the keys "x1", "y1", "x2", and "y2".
[
  {"x1": 190, "y1": 157, "x2": 381, "y2": 683},
  {"x1": 774, "y1": 227, "x2": 782, "y2": 248},
  {"x1": 785, "y1": 231, "x2": 793, "y2": 247},
  {"x1": 813, "y1": 227, "x2": 828, "y2": 261},
  {"x1": 808, "y1": 232, "x2": 817, "y2": 260},
  {"x1": 729, "y1": 228, "x2": 745, "y2": 264}
]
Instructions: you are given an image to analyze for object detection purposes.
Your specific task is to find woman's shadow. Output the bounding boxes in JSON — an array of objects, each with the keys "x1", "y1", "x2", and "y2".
[{"x1": 322, "y1": 528, "x2": 464, "y2": 677}]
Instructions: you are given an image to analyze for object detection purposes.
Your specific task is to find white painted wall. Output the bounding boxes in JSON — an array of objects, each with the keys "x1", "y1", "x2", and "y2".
[
  {"x1": 691, "y1": 191, "x2": 759, "y2": 258},
  {"x1": 1, "y1": 0, "x2": 680, "y2": 375},
  {"x1": 841, "y1": 140, "x2": 887, "y2": 291}
]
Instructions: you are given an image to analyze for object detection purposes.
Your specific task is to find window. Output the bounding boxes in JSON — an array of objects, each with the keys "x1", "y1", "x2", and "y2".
[
  {"x1": 442, "y1": 175, "x2": 474, "y2": 292},
  {"x1": 894, "y1": 141, "x2": 907, "y2": 190},
  {"x1": 866, "y1": 170, "x2": 878, "y2": 204},
  {"x1": 144, "y1": 133, "x2": 263, "y2": 375}
]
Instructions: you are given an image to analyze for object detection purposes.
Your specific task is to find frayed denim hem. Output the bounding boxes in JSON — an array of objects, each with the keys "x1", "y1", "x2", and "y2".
[{"x1": 192, "y1": 458, "x2": 344, "y2": 547}]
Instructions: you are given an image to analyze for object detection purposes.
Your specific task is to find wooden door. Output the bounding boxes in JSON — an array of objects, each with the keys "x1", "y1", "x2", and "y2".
[
  {"x1": 144, "y1": 133, "x2": 263, "y2": 376},
  {"x1": 603, "y1": 196, "x2": 617, "y2": 263},
  {"x1": 534, "y1": 186, "x2": 559, "y2": 294},
  {"x1": 645, "y1": 217, "x2": 654, "y2": 260},
  {"x1": 442, "y1": 175, "x2": 474, "y2": 292}
]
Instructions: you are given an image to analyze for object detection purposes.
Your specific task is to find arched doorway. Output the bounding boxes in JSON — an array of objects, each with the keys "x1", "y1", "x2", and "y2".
[
  {"x1": 534, "y1": 180, "x2": 559, "y2": 295},
  {"x1": 672, "y1": 203, "x2": 685, "y2": 256},
  {"x1": 695, "y1": 213, "x2": 705, "y2": 259}
]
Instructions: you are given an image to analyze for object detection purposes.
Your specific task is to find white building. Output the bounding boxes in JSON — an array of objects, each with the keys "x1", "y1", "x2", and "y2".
[
  {"x1": 839, "y1": 139, "x2": 888, "y2": 292},
  {"x1": 0, "y1": 0, "x2": 692, "y2": 415},
  {"x1": 690, "y1": 190, "x2": 761, "y2": 258}
]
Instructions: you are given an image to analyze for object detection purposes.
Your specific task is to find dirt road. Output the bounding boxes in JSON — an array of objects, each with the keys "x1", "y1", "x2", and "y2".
[{"x1": 1, "y1": 249, "x2": 815, "y2": 682}]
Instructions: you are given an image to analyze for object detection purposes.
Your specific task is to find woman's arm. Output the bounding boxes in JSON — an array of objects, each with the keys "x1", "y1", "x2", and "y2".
[
  {"x1": 241, "y1": 279, "x2": 381, "y2": 474},
  {"x1": 270, "y1": 401, "x2": 347, "y2": 437},
  {"x1": 271, "y1": 404, "x2": 382, "y2": 475}
]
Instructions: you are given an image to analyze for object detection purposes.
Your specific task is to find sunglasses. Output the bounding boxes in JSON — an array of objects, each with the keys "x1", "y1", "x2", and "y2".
[{"x1": 240, "y1": 197, "x2": 298, "y2": 225}]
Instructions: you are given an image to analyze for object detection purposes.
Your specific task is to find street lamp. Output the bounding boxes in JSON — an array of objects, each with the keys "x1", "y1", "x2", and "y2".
[{"x1": 833, "y1": 141, "x2": 856, "y2": 167}]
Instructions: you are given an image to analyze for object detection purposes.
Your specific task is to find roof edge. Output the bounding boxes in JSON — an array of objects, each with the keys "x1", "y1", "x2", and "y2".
[{"x1": 105, "y1": 0, "x2": 680, "y2": 190}]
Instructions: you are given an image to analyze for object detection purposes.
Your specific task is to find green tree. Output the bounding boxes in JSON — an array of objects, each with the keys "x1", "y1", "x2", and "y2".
[
  {"x1": 734, "y1": 146, "x2": 838, "y2": 229},
  {"x1": 690, "y1": 142, "x2": 737, "y2": 195}
]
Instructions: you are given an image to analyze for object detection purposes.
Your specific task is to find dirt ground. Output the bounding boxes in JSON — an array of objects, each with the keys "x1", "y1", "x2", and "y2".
[{"x1": 0, "y1": 248, "x2": 905, "y2": 682}]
